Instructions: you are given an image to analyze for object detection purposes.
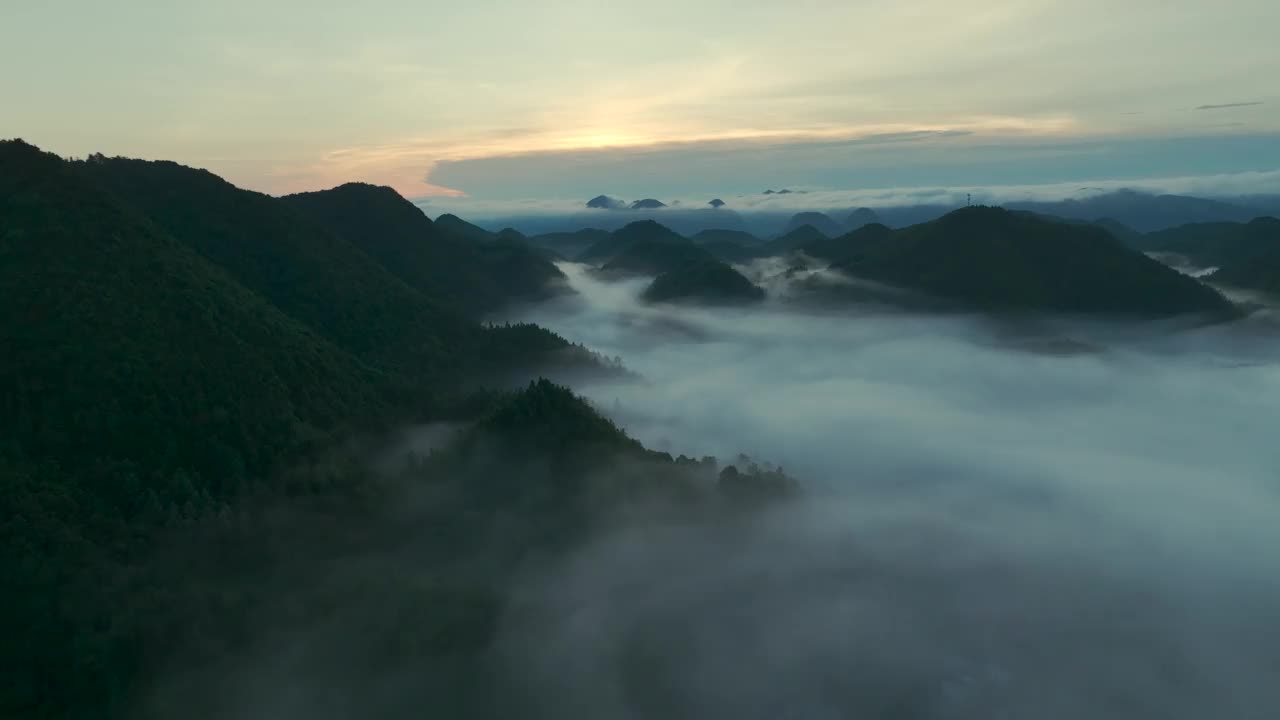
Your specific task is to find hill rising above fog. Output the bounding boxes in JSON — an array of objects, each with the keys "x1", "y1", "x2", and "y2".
[
  {"x1": 819, "y1": 207, "x2": 1236, "y2": 317},
  {"x1": 284, "y1": 183, "x2": 567, "y2": 315},
  {"x1": 642, "y1": 260, "x2": 766, "y2": 305}
]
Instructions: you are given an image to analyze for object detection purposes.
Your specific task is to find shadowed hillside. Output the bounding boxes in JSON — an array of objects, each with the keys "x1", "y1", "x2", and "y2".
[
  {"x1": 284, "y1": 183, "x2": 567, "y2": 315},
  {"x1": 823, "y1": 207, "x2": 1236, "y2": 317},
  {"x1": 642, "y1": 260, "x2": 767, "y2": 305}
]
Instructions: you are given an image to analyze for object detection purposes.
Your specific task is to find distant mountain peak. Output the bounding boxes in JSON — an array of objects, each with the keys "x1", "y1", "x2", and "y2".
[
  {"x1": 783, "y1": 212, "x2": 844, "y2": 238},
  {"x1": 846, "y1": 207, "x2": 881, "y2": 230},
  {"x1": 708, "y1": 198, "x2": 726, "y2": 208},
  {"x1": 586, "y1": 194, "x2": 625, "y2": 210},
  {"x1": 630, "y1": 198, "x2": 667, "y2": 210}
]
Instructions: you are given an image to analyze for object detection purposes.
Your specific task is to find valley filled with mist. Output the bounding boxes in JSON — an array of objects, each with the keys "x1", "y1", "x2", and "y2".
[{"x1": 492, "y1": 263, "x2": 1280, "y2": 718}]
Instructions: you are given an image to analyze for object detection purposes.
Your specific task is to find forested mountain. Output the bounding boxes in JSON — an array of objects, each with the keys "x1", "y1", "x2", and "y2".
[
  {"x1": 525, "y1": 228, "x2": 611, "y2": 259},
  {"x1": 600, "y1": 236, "x2": 717, "y2": 277},
  {"x1": 845, "y1": 207, "x2": 881, "y2": 230},
  {"x1": 760, "y1": 223, "x2": 829, "y2": 256},
  {"x1": 821, "y1": 207, "x2": 1236, "y2": 317},
  {"x1": 1, "y1": 141, "x2": 702, "y2": 719},
  {"x1": 1138, "y1": 216, "x2": 1280, "y2": 268},
  {"x1": 790, "y1": 222, "x2": 895, "y2": 263},
  {"x1": 642, "y1": 260, "x2": 767, "y2": 305},
  {"x1": 75, "y1": 155, "x2": 470, "y2": 371},
  {"x1": 577, "y1": 219, "x2": 690, "y2": 264},
  {"x1": 691, "y1": 228, "x2": 763, "y2": 246},
  {"x1": 1205, "y1": 218, "x2": 1280, "y2": 293},
  {"x1": 782, "y1": 212, "x2": 843, "y2": 238},
  {"x1": 284, "y1": 183, "x2": 567, "y2": 315},
  {"x1": 432, "y1": 212, "x2": 496, "y2": 243}
]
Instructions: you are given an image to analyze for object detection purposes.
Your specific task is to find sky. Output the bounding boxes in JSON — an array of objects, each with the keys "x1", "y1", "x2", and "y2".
[{"x1": 4, "y1": 0, "x2": 1279, "y2": 202}]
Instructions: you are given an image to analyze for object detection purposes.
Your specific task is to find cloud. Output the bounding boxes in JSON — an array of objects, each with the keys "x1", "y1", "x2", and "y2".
[
  {"x1": 1196, "y1": 102, "x2": 1265, "y2": 110},
  {"x1": 418, "y1": 165, "x2": 1280, "y2": 225},
  {"x1": 487, "y1": 264, "x2": 1280, "y2": 718}
]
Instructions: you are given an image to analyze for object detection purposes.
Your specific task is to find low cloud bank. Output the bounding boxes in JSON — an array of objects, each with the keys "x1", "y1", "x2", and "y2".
[
  {"x1": 418, "y1": 168, "x2": 1280, "y2": 224},
  {"x1": 494, "y1": 264, "x2": 1280, "y2": 718}
]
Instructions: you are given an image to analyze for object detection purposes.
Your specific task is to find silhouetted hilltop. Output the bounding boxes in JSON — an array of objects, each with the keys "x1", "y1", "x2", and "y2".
[
  {"x1": 434, "y1": 212, "x2": 496, "y2": 243},
  {"x1": 578, "y1": 219, "x2": 690, "y2": 265},
  {"x1": 1139, "y1": 217, "x2": 1280, "y2": 269},
  {"x1": 284, "y1": 183, "x2": 566, "y2": 315},
  {"x1": 783, "y1": 211, "x2": 844, "y2": 238},
  {"x1": 601, "y1": 235, "x2": 716, "y2": 277},
  {"x1": 828, "y1": 206, "x2": 1236, "y2": 317},
  {"x1": 642, "y1": 260, "x2": 767, "y2": 305},
  {"x1": 630, "y1": 198, "x2": 667, "y2": 210},
  {"x1": 691, "y1": 228, "x2": 766, "y2": 262},
  {"x1": 794, "y1": 222, "x2": 895, "y2": 263},
  {"x1": 75, "y1": 155, "x2": 479, "y2": 370},
  {"x1": 0, "y1": 140, "x2": 381, "y2": 482},
  {"x1": 846, "y1": 207, "x2": 881, "y2": 230},
  {"x1": 761, "y1": 223, "x2": 829, "y2": 256},
  {"x1": 1204, "y1": 218, "x2": 1280, "y2": 293},
  {"x1": 587, "y1": 194, "x2": 625, "y2": 209},
  {"x1": 526, "y1": 228, "x2": 611, "y2": 259}
]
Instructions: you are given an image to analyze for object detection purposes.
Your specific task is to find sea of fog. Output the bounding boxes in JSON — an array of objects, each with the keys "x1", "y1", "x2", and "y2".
[{"x1": 494, "y1": 263, "x2": 1280, "y2": 719}]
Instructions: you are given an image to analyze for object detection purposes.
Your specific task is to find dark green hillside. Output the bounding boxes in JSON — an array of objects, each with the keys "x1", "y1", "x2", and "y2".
[
  {"x1": 698, "y1": 239, "x2": 760, "y2": 262},
  {"x1": 643, "y1": 260, "x2": 767, "y2": 304},
  {"x1": 794, "y1": 222, "x2": 895, "y2": 263},
  {"x1": 129, "y1": 381, "x2": 794, "y2": 719},
  {"x1": 760, "y1": 223, "x2": 829, "y2": 257},
  {"x1": 526, "y1": 228, "x2": 610, "y2": 259},
  {"x1": 691, "y1": 228, "x2": 763, "y2": 246},
  {"x1": 601, "y1": 237, "x2": 717, "y2": 276},
  {"x1": 75, "y1": 156, "x2": 470, "y2": 372},
  {"x1": 783, "y1": 212, "x2": 843, "y2": 238},
  {"x1": 1140, "y1": 217, "x2": 1280, "y2": 268},
  {"x1": 0, "y1": 143, "x2": 619, "y2": 718},
  {"x1": 284, "y1": 184, "x2": 566, "y2": 315},
  {"x1": 0, "y1": 140, "x2": 378, "y2": 492},
  {"x1": 433, "y1": 212, "x2": 496, "y2": 243},
  {"x1": 0, "y1": 139, "x2": 394, "y2": 718},
  {"x1": 0, "y1": 141, "x2": 792, "y2": 720},
  {"x1": 577, "y1": 219, "x2": 688, "y2": 265},
  {"x1": 1207, "y1": 218, "x2": 1280, "y2": 293},
  {"x1": 75, "y1": 157, "x2": 585, "y2": 381},
  {"x1": 1093, "y1": 217, "x2": 1143, "y2": 245},
  {"x1": 829, "y1": 207, "x2": 1235, "y2": 317}
]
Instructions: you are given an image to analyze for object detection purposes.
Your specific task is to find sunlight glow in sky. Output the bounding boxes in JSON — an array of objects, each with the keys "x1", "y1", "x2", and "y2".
[{"x1": 4, "y1": 0, "x2": 1277, "y2": 199}]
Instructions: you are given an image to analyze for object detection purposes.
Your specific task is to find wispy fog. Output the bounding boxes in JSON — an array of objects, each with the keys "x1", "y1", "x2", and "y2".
[{"x1": 495, "y1": 263, "x2": 1280, "y2": 718}]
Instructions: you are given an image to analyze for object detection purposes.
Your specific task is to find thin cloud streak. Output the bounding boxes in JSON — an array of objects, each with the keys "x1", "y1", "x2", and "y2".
[{"x1": 1196, "y1": 102, "x2": 1265, "y2": 111}]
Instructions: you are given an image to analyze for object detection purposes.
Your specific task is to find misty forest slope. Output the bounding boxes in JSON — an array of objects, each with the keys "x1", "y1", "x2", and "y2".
[
  {"x1": 0, "y1": 140, "x2": 397, "y2": 718},
  {"x1": 819, "y1": 207, "x2": 1237, "y2": 317},
  {"x1": 643, "y1": 260, "x2": 766, "y2": 305},
  {"x1": 1132, "y1": 216, "x2": 1280, "y2": 294},
  {"x1": 1208, "y1": 219, "x2": 1280, "y2": 294},
  {"x1": 0, "y1": 140, "x2": 793, "y2": 720},
  {"x1": 1138, "y1": 216, "x2": 1280, "y2": 267}
]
